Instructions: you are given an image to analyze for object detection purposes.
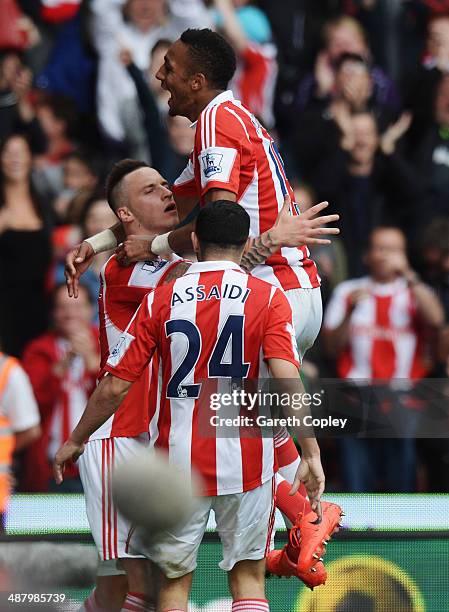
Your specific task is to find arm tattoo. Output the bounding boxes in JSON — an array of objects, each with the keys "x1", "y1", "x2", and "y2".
[
  {"x1": 161, "y1": 262, "x2": 191, "y2": 285},
  {"x1": 240, "y1": 231, "x2": 277, "y2": 273}
]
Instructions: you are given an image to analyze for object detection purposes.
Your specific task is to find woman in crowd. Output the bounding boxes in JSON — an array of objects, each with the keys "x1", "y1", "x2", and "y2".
[{"x1": 0, "y1": 133, "x2": 53, "y2": 357}]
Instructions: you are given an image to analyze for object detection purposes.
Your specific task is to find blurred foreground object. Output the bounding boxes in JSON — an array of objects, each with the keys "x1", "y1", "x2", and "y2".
[{"x1": 112, "y1": 450, "x2": 201, "y2": 533}]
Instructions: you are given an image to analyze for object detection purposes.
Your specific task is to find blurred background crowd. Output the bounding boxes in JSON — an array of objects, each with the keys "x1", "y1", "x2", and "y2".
[{"x1": 1, "y1": 0, "x2": 449, "y2": 505}]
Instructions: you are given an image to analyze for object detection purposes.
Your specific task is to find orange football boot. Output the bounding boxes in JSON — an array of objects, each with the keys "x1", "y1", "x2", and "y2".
[
  {"x1": 266, "y1": 526, "x2": 328, "y2": 589},
  {"x1": 296, "y1": 501, "x2": 343, "y2": 573}
]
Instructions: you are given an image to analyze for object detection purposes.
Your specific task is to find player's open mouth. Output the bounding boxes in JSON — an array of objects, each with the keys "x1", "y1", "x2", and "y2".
[{"x1": 164, "y1": 202, "x2": 177, "y2": 213}]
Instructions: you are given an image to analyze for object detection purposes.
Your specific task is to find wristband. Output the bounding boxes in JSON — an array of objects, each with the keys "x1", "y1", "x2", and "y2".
[
  {"x1": 85, "y1": 229, "x2": 117, "y2": 254},
  {"x1": 151, "y1": 232, "x2": 173, "y2": 256}
]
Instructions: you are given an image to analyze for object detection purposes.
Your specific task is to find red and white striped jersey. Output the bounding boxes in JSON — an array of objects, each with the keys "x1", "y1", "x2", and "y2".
[
  {"x1": 90, "y1": 254, "x2": 185, "y2": 441},
  {"x1": 232, "y1": 43, "x2": 278, "y2": 129},
  {"x1": 105, "y1": 260, "x2": 299, "y2": 496},
  {"x1": 172, "y1": 90, "x2": 320, "y2": 292},
  {"x1": 324, "y1": 277, "x2": 430, "y2": 380}
]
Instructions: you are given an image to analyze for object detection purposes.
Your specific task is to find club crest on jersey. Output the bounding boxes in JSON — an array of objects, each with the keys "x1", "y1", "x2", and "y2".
[
  {"x1": 178, "y1": 387, "x2": 188, "y2": 398},
  {"x1": 111, "y1": 336, "x2": 125, "y2": 358},
  {"x1": 201, "y1": 152, "x2": 223, "y2": 178},
  {"x1": 142, "y1": 259, "x2": 166, "y2": 273},
  {"x1": 108, "y1": 331, "x2": 135, "y2": 367}
]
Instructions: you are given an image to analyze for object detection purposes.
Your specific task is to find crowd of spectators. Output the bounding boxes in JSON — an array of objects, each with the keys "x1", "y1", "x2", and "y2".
[{"x1": 1, "y1": 0, "x2": 449, "y2": 496}]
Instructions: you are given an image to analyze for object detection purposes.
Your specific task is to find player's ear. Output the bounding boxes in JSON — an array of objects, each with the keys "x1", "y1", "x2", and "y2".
[
  {"x1": 191, "y1": 231, "x2": 200, "y2": 255},
  {"x1": 116, "y1": 207, "x2": 134, "y2": 224},
  {"x1": 242, "y1": 237, "x2": 252, "y2": 255},
  {"x1": 191, "y1": 73, "x2": 206, "y2": 91}
]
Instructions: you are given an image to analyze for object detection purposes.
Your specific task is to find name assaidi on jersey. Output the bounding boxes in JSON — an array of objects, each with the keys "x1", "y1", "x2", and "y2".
[{"x1": 171, "y1": 284, "x2": 251, "y2": 306}]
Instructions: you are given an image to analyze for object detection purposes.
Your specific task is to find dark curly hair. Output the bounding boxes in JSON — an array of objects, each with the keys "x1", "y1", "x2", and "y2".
[{"x1": 180, "y1": 28, "x2": 236, "y2": 90}]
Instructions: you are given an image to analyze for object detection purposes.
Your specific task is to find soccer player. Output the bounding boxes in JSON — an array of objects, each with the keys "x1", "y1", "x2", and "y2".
[
  {"x1": 69, "y1": 161, "x2": 188, "y2": 612},
  {"x1": 55, "y1": 201, "x2": 326, "y2": 612},
  {"x1": 64, "y1": 29, "x2": 342, "y2": 584},
  {"x1": 153, "y1": 29, "x2": 342, "y2": 583}
]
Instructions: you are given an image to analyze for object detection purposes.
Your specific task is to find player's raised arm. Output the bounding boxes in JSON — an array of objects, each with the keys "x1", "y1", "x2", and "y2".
[
  {"x1": 241, "y1": 195, "x2": 340, "y2": 273},
  {"x1": 65, "y1": 222, "x2": 124, "y2": 298}
]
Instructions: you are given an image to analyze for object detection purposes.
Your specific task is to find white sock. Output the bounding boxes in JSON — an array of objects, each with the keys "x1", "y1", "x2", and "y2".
[{"x1": 121, "y1": 592, "x2": 155, "y2": 611}]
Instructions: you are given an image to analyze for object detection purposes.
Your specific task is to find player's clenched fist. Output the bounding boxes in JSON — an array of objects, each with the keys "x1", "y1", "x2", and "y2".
[
  {"x1": 271, "y1": 195, "x2": 340, "y2": 248},
  {"x1": 115, "y1": 234, "x2": 156, "y2": 266}
]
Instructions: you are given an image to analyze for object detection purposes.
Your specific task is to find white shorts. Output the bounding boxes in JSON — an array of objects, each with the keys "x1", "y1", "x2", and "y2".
[
  {"x1": 130, "y1": 478, "x2": 276, "y2": 579},
  {"x1": 78, "y1": 435, "x2": 150, "y2": 562},
  {"x1": 285, "y1": 286, "x2": 322, "y2": 362},
  {"x1": 96, "y1": 559, "x2": 125, "y2": 576}
]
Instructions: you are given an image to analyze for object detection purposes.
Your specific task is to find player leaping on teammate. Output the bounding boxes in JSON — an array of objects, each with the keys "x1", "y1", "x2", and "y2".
[{"x1": 65, "y1": 27, "x2": 343, "y2": 587}]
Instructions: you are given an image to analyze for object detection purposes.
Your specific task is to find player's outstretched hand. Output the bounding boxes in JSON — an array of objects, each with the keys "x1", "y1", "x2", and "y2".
[
  {"x1": 65, "y1": 242, "x2": 95, "y2": 298},
  {"x1": 271, "y1": 195, "x2": 340, "y2": 248},
  {"x1": 115, "y1": 234, "x2": 157, "y2": 266},
  {"x1": 53, "y1": 439, "x2": 85, "y2": 484},
  {"x1": 291, "y1": 454, "x2": 325, "y2": 520}
]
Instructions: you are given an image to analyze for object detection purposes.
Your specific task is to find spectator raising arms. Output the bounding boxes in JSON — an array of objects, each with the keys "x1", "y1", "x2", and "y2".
[
  {"x1": 406, "y1": 74, "x2": 449, "y2": 226},
  {"x1": 89, "y1": 0, "x2": 211, "y2": 144},
  {"x1": 119, "y1": 45, "x2": 193, "y2": 181},
  {"x1": 294, "y1": 53, "x2": 403, "y2": 178},
  {"x1": 296, "y1": 15, "x2": 399, "y2": 115},
  {"x1": 212, "y1": 0, "x2": 278, "y2": 127},
  {"x1": 0, "y1": 51, "x2": 46, "y2": 152},
  {"x1": 305, "y1": 111, "x2": 416, "y2": 277}
]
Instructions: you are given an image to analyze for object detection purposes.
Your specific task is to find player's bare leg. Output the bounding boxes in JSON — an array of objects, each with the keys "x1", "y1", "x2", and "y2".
[
  {"x1": 79, "y1": 575, "x2": 127, "y2": 611},
  {"x1": 121, "y1": 558, "x2": 157, "y2": 611},
  {"x1": 228, "y1": 559, "x2": 269, "y2": 611},
  {"x1": 156, "y1": 571, "x2": 193, "y2": 612}
]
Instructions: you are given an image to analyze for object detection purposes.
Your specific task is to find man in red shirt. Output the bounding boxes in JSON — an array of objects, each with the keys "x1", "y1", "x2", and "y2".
[
  {"x1": 73, "y1": 160, "x2": 187, "y2": 612},
  {"x1": 22, "y1": 283, "x2": 98, "y2": 493},
  {"x1": 324, "y1": 226, "x2": 444, "y2": 491},
  {"x1": 55, "y1": 201, "x2": 326, "y2": 612}
]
